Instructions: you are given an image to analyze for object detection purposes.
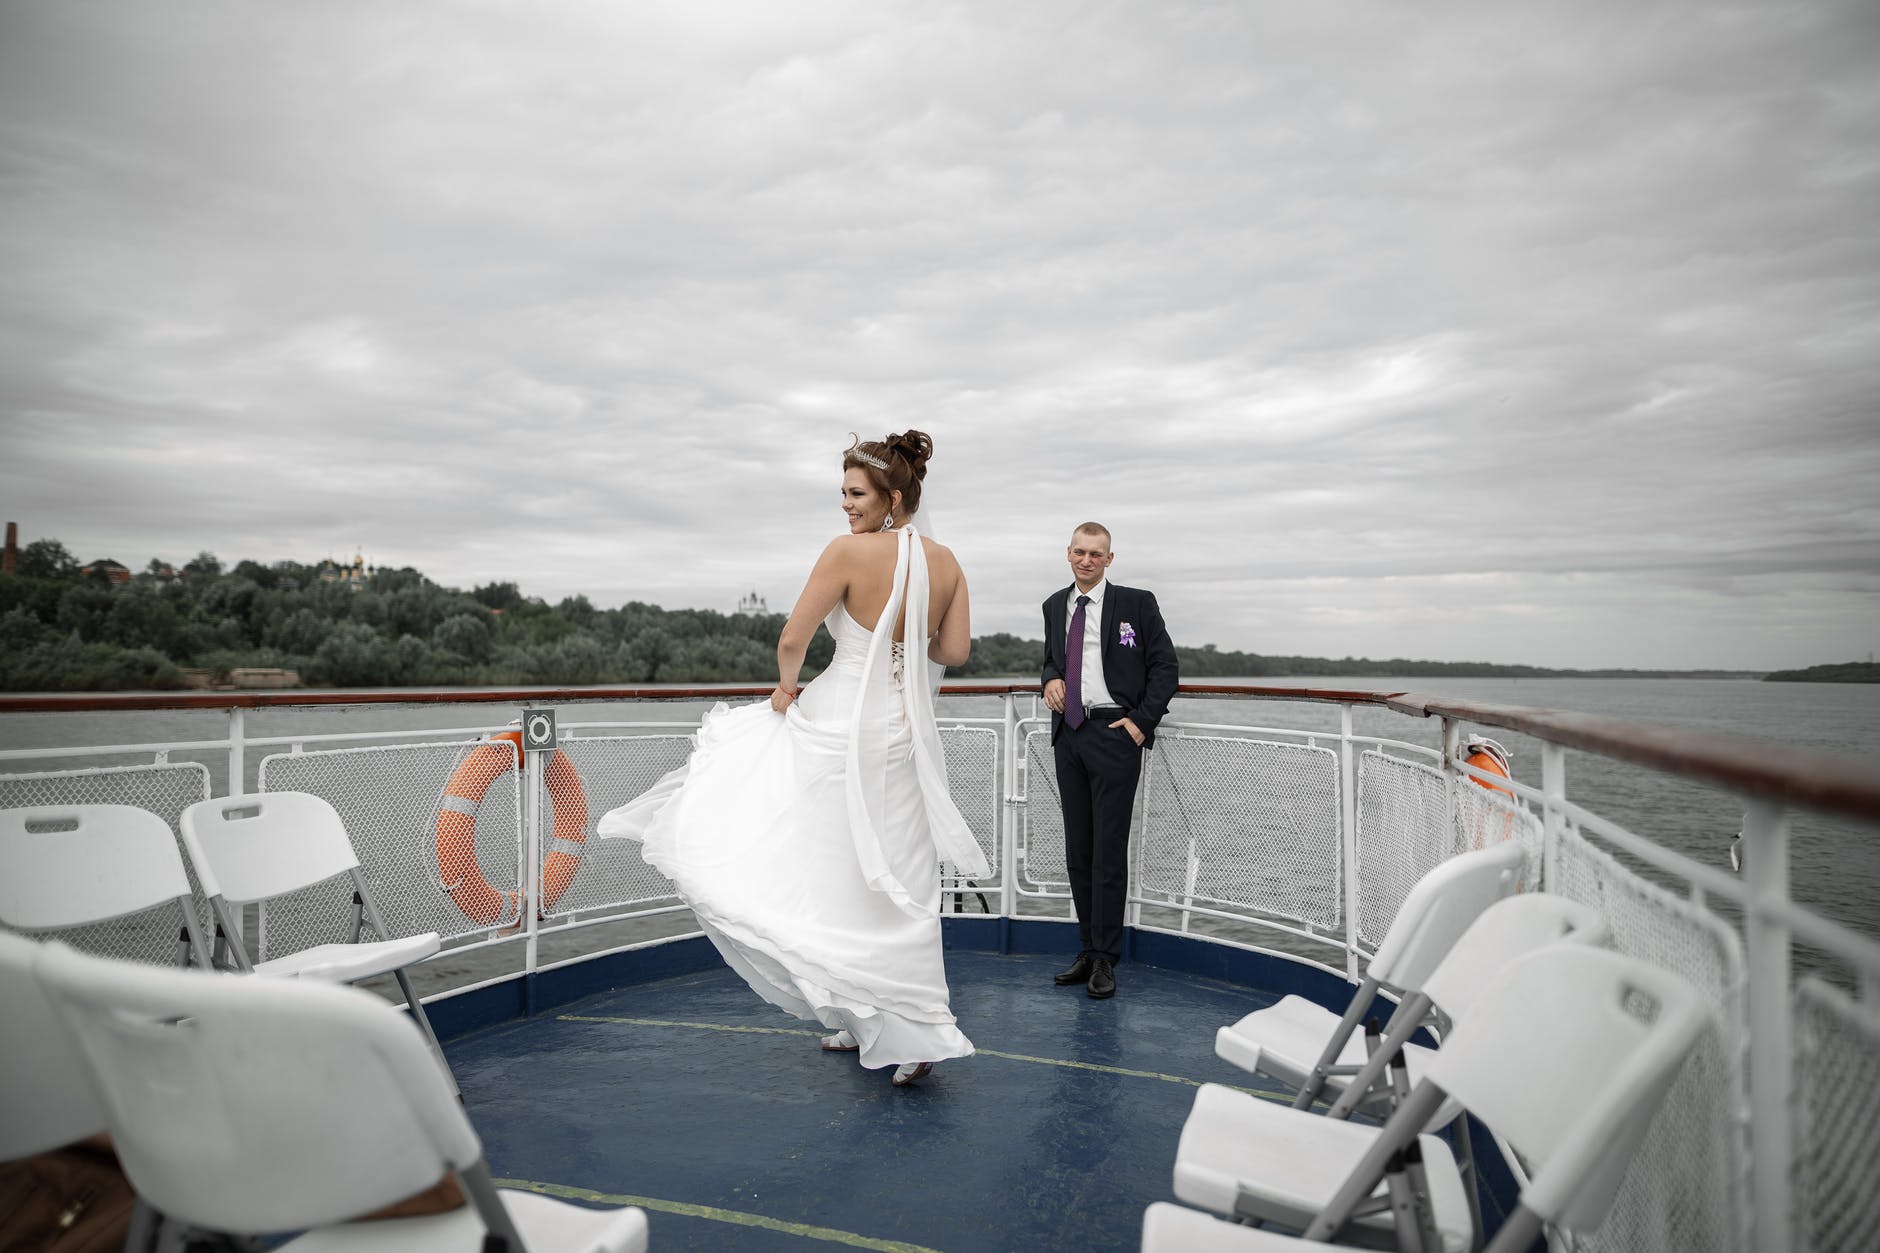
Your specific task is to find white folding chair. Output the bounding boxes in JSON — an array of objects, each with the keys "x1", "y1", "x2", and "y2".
[
  {"x1": 33, "y1": 939, "x2": 649, "y2": 1253},
  {"x1": 0, "y1": 804, "x2": 212, "y2": 967},
  {"x1": 1175, "y1": 893, "x2": 1607, "y2": 1251},
  {"x1": 178, "y1": 791, "x2": 458, "y2": 1094},
  {"x1": 1215, "y1": 839, "x2": 1526, "y2": 1112},
  {"x1": 0, "y1": 930, "x2": 107, "y2": 1160},
  {"x1": 1, "y1": 930, "x2": 176, "y2": 1251},
  {"x1": 1145, "y1": 944, "x2": 1712, "y2": 1253}
]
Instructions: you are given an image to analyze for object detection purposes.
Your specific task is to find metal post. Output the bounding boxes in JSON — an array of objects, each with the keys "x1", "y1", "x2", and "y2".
[
  {"x1": 521, "y1": 726, "x2": 542, "y2": 1001},
  {"x1": 1540, "y1": 744, "x2": 1565, "y2": 891},
  {"x1": 1742, "y1": 799, "x2": 1792, "y2": 1252},
  {"x1": 1339, "y1": 705, "x2": 1361, "y2": 981},
  {"x1": 227, "y1": 705, "x2": 249, "y2": 953},
  {"x1": 1439, "y1": 716, "x2": 1459, "y2": 848},
  {"x1": 1180, "y1": 836, "x2": 1199, "y2": 935},
  {"x1": 227, "y1": 705, "x2": 246, "y2": 797},
  {"x1": 1000, "y1": 696, "x2": 1020, "y2": 952}
]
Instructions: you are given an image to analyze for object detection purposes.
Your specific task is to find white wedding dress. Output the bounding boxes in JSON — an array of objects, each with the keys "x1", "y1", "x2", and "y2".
[{"x1": 597, "y1": 524, "x2": 990, "y2": 1068}]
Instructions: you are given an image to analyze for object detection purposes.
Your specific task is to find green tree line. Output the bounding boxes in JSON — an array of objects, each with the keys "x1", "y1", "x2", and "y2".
[
  {"x1": 1762, "y1": 661, "x2": 1880, "y2": 683},
  {"x1": 0, "y1": 539, "x2": 829, "y2": 691},
  {"x1": 0, "y1": 536, "x2": 1757, "y2": 692}
]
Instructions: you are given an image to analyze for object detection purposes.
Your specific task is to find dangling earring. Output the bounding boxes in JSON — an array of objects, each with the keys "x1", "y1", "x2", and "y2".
[{"x1": 880, "y1": 512, "x2": 894, "y2": 531}]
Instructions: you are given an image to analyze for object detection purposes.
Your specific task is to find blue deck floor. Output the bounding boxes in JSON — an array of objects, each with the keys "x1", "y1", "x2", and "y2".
[{"x1": 448, "y1": 949, "x2": 1291, "y2": 1253}]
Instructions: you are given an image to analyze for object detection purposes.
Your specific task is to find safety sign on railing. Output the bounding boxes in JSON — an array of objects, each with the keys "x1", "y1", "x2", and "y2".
[{"x1": 521, "y1": 708, "x2": 557, "y2": 752}]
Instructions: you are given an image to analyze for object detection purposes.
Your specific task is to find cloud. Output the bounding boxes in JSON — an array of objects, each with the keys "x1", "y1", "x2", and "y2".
[{"x1": 1, "y1": 0, "x2": 1875, "y2": 669}]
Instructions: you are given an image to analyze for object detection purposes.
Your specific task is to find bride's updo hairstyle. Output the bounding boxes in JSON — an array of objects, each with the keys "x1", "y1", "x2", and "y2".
[{"x1": 843, "y1": 430, "x2": 932, "y2": 517}]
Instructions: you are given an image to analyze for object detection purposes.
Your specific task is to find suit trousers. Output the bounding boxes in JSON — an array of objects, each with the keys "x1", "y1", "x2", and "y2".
[{"x1": 1054, "y1": 719, "x2": 1143, "y2": 962}]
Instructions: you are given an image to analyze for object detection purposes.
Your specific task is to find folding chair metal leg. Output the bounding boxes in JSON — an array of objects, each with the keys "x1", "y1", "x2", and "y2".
[
  {"x1": 344, "y1": 868, "x2": 460, "y2": 1099},
  {"x1": 1455, "y1": 1112, "x2": 1485, "y2": 1246},
  {"x1": 1292, "y1": 974, "x2": 1381, "y2": 1109},
  {"x1": 1482, "y1": 1204, "x2": 1544, "y2": 1253},
  {"x1": 1401, "y1": 1139, "x2": 1445, "y2": 1252},
  {"x1": 1384, "y1": 1149, "x2": 1427, "y2": 1253},
  {"x1": 206, "y1": 897, "x2": 255, "y2": 973},
  {"x1": 1386, "y1": 1040, "x2": 1413, "y2": 1106},
  {"x1": 458, "y1": 1158, "x2": 528, "y2": 1253},
  {"x1": 393, "y1": 965, "x2": 461, "y2": 1100},
  {"x1": 1326, "y1": 990, "x2": 1434, "y2": 1120},
  {"x1": 123, "y1": 1199, "x2": 160, "y2": 1253},
  {"x1": 1302, "y1": 1081, "x2": 1450, "y2": 1243},
  {"x1": 173, "y1": 905, "x2": 212, "y2": 969},
  {"x1": 150, "y1": 1212, "x2": 186, "y2": 1253}
]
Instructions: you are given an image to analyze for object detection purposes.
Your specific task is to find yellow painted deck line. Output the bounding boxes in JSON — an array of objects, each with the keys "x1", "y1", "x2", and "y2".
[
  {"x1": 494, "y1": 1178, "x2": 943, "y2": 1253},
  {"x1": 560, "y1": 1013, "x2": 824, "y2": 1038},
  {"x1": 556, "y1": 1013, "x2": 1286, "y2": 1102}
]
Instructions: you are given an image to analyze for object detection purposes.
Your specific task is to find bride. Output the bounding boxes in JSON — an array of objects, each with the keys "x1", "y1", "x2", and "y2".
[{"x1": 598, "y1": 430, "x2": 989, "y2": 1086}]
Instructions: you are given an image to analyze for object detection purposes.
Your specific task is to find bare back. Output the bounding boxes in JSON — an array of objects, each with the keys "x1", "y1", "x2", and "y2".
[
  {"x1": 841, "y1": 533, "x2": 960, "y2": 641},
  {"x1": 778, "y1": 527, "x2": 973, "y2": 676}
]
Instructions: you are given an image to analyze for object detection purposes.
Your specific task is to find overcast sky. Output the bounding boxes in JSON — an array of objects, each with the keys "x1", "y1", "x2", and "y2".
[{"x1": 2, "y1": 1, "x2": 1875, "y2": 670}]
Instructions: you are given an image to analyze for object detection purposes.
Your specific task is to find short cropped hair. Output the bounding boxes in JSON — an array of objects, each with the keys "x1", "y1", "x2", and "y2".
[{"x1": 1071, "y1": 521, "x2": 1112, "y2": 548}]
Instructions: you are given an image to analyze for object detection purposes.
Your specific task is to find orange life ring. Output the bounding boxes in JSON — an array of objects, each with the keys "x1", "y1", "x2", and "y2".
[
  {"x1": 1462, "y1": 736, "x2": 1513, "y2": 797},
  {"x1": 435, "y1": 730, "x2": 589, "y2": 926}
]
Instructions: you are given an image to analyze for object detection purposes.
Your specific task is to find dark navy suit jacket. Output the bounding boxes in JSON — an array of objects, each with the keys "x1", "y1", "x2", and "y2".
[{"x1": 1041, "y1": 582, "x2": 1179, "y2": 748}]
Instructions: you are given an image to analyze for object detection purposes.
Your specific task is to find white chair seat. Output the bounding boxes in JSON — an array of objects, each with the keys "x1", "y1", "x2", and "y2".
[
  {"x1": 1143, "y1": 1201, "x2": 1317, "y2": 1252},
  {"x1": 1216, "y1": 996, "x2": 1363, "y2": 1083},
  {"x1": 256, "y1": 933, "x2": 441, "y2": 983},
  {"x1": 1217, "y1": 996, "x2": 1439, "y2": 1106},
  {"x1": 281, "y1": 1189, "x2": 648, "y2": 1253},
  {"x1": 1174, "y1": 1084, "x2": 1470, "y2": 1252}
]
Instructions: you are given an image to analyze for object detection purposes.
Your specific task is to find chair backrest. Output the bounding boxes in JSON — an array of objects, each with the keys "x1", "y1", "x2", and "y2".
[
  {"x1": 33, "y1": 939, "x2": 479, "y2": 1233},
  {"x1": 179, "y1": 792, "x2": 360, "y2": 904},
  {"x1": 1422, "y1": 892, "x2": 1607, "y2": 1022},
  {"x1": 1426, "y1": 945, "x2": 1713, "y2": 1234},
  {"x1": 0, "y1": 931, "x2": 106, "y2": 1160},
  {"x1": 0, "y1": 804, "x2": 198, "y2": 931},
  {"x1": 1366, "y1": 838, "x2": 1524, "y2": 992}
]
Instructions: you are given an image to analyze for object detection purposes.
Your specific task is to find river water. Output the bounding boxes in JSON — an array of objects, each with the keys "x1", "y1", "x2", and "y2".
[{"x1": 3, "y1": 676, "x2": 1875, "y2": 943}]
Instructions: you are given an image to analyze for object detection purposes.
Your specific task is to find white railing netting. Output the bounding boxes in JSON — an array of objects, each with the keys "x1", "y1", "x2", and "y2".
[
  {"x1": 260, "y1": 740, "x2": 522, "y2": 949},
  {"x1": 1548, "y1": 821, "x2": 1750, "y2": 1253},
  {"x1": 938, "y1": 726, "x2": 1000, "y2": 910},
  {"x1": 0, "y1": 763, "x2": 212, "y2": 966},
  {"x1": 1793, "y1": 977, "x2": 1880, "y2": 1253},
  {"x1": 1355, "y1": 750, "x2": 1542, "y2": 949},
  {"x1": 531, "y1": 735, "x2": 689, "y2": 920},
  {"x1": 1018, "y1": 728, "x2": 1070, "y2": 889},
  {"x1": 1140, "y1": 734, "x2": 1342, "y2": 930}
]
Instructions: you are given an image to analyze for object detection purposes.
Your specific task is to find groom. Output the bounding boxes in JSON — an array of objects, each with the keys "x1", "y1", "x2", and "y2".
[{"x1": 1041, "y1": 522, "x2": 1179, "y2": 999}]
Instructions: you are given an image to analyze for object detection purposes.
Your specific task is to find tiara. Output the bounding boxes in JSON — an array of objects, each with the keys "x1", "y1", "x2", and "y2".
[{"x1": 850, "y1": 449, "x2": 889, "y2": 471}]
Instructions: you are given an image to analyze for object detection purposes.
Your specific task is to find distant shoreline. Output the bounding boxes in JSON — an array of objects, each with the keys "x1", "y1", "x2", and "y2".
[{"x1": 1761, "y1": 661, "x2": 1880, "y2": 684}]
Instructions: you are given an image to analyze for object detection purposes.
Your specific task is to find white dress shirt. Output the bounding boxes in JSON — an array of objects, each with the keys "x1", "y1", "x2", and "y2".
[{"x1": 1067, "y1": 578, "x2": 1117, "y2": 713}]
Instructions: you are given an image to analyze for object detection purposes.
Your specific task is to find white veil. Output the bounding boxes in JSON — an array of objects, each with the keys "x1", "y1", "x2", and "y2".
[
  {"x1": 841, "y1": 493, "x2": 990, "y2": 908},
  {"x1": 903, "y1": 480, "x2": 947, "y2": 690}
]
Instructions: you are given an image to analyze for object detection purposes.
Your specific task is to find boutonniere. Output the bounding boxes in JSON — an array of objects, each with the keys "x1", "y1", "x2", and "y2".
[{"x1": 1119, "y1": 621, "x2": 1138, "y2": 648}]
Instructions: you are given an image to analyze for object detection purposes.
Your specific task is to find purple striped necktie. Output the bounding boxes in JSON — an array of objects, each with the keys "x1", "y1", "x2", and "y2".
[{"x1": 1064, "y1": 593, "x2": 1091, "y2": 730}]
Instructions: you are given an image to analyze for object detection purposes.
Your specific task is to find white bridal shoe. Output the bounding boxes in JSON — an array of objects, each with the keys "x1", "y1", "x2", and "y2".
[
  {"x1": 819, "y1": 1030, "x2": 932, "y2": 1085},
  {"x1": 892, "y1": 1061, "x2": 934, "y2": 1087}
]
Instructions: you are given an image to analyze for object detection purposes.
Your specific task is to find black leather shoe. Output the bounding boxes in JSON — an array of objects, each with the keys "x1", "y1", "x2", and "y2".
[
  {"x1": 1053, "y1": 954, "x2": 1093, "y2": 986},
  {"x1": 1087, "y1": 957, "x2": 1116, "y2": 999}
]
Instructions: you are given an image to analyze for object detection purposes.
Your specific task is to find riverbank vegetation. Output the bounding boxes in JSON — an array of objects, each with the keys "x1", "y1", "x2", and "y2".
[
  {"x1": 1762, "y1": 661, "x2": 1880, "y2": 683},
  {"x1": 0, "y1": 537, "x2": 1764, "y2": 691}
]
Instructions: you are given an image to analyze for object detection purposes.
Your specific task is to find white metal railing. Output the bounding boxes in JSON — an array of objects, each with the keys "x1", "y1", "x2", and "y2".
[{"x1": 3, "y1": 685, "x2": 1877, "y2": 1251}]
